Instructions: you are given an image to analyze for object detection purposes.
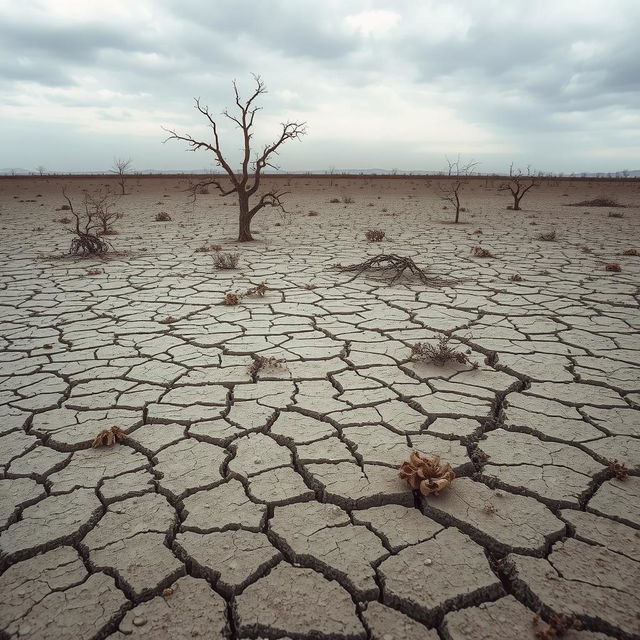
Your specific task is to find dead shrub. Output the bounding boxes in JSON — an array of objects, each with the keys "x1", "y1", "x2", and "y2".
[
  {"x1": 607, "y1": 459, "x2": 628, "y2": 480},
  {"x1": 567, "y1": 197, "x2": 624, "y2": 207},
  {"x1": 410, "y1": 335, "x2": 478, "y2": 367},
  {"x1": 510, "y1": 274, "x2": 522, "y2": 281},
  {"x1": 537, "y1": 230, "x2": 557, "y2": 241},
  {"x1": 155, "y1": 212, "x2": 172, "y2": 221},
  {"x1": 605, "y1": 263, "x2": 621, "y2": 272},
  {"x1": 471, "y1": 246, "x2": 494, "y2": 258},
  {"x1": 329, "y1": 197, "x2": 341, "y2": 203},
  {"x1": 622, "y1": 248, "x2": 638, "y2": 256},
  {"x1": 608, "y1": 211, "x2": 624, "y2": 218},
  {"x1": 365, "y1": 229, "x2": 386, "y2": 242},
  {"x1": 247, "y1": 354, "x2": 287, "y2": 376},
  {"x1": 223, "y1": 292, "x2": 241, "y2": 306},
  {"x1": 399, "y1": 451, "x2": 455, "y2": 496},
  {"x1": 212, "y1": 251, "x2": 240, "y2": 269},
  {"x1": 308, "y1": 210, "x2": 320, "y2": 216},
  {"x1": 342, "y1": 196, "x2": 354, "y2": 204},
  {"x1": 92, "y1": 426, "x2": 127, "y2": 448}
]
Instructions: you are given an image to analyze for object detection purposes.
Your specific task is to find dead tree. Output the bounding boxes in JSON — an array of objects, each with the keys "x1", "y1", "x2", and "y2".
[
  {"x1": 62, "y1": 188, "x2": 111, "y2": 255},
  {"x1": 498, "y1": 166, "x2": 539, "y2": 210},
  {"x1": 440, "y1": 155, "x2": 478, "y2": 223},
  {"x1": 111, "y1": 158, "x2": 132, "y2": 195},
  {"x1": 163, "y1": 75, "x2": 306, "y2": 242},
  {"x1": 36, "y1": 165, "x2": 46, "y2": 176}
]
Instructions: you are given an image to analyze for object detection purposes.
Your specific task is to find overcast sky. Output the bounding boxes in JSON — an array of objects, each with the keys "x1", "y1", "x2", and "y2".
[{"x1": 1, "y1": 0, "x2": 639, "y2": 174}]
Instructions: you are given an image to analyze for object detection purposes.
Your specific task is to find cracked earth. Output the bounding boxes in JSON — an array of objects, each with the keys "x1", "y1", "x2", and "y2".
[{"x1": 0, "y1": 175, "x2": 638, "y2": 639}]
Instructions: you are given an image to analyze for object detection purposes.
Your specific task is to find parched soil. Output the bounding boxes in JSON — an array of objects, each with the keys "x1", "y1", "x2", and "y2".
[{"x1": 0, "y1": 174, "x2": 639, "y2": 639}]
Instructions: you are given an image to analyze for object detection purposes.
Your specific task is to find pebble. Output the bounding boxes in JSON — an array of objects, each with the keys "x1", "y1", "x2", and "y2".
[{"x1": 133, "y1": 616, "x2": 147, "y2": 627}]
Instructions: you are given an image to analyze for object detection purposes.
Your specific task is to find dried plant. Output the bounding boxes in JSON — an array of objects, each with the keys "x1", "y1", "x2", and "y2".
[
  {"x1": 510, "y1": 274, "x2": 523, "y2": 281},
  {"x1": 62, "y1": 188, "x2": 112, "y2": 256},
  {"x1": 92, "y1": 426, "x2": 127, "y2": 448},
  {"x1": 498, "y1": 167, "x2": 539, "y2": 210},
  {"x1": 473, "y1": 229, "x2": 483, "y2": 234},
  {"x1": 567, "y1": 197, "x2": 624, "y2": 207},
  {"x1": 410, "y1": 335, "x2": 478, "y2": 367},
  {"x1": 532, "y1": 613, "x2": 582, "y2": 639},
  {"x1": 308, "y1": 210, "x2": 320, "y2": 216},
  {"x1": 329, "y1": 197, "x2": 341, "y2": 203},
  {"x1": 471, "y1": 246, "x2": 494, "y2": 258},
  {"x1": 482, "y1": 503, "x2": 497, "y2": 515},
  {"x1": 605, "y1": 263, "x2": 621, "y2": 272},
  {"x1": 607, "y1": 459, "x2": 628, "y2": 481},
  {"x1": 213, "y1": 251, "x2": 240, "y2": 269},
  {"x1": 159, "y1": 316, "x2": 178, "y2": 324},
  {"x1": 247, "y1": 354, "x2": 287, "y2": 376},
  {"x1": 155, "y1": 212, "x2": 172, "y2": 221},
  {"x1": 537, "y1": 230, "x2": 557, "y2": 241},
  {"x1": 224, "y1": 292, "x2": 241, "y2": 306},
  {"x1": 334, "y1": 253, "x2": 452, "y2": 287},
  {"x1": 244, "y1": 282, "x2": 267, "y2": 297},
  {"x1": 399, "y1": 451, "x2": 455, "y2": 496},
  {"x1": 581, "y1": 247, "x2": 592, "y2": 253},
  {"x1": 608, "y1": 211, "x2": 624, "y2": 218},
  {"x1": 365, "y1": 229, "x2": 386, "y2": 242},
  {"x1": 622, "y1": 248, "x2": 638, "y2": 256},
  {"x1": 342, "y1": 196, "x2": 354, "y2": 204}
]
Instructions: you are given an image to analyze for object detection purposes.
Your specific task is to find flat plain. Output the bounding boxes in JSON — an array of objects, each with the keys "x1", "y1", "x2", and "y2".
[{"x1": 0, "y1": 174, "x2": 639, "y2": 639}]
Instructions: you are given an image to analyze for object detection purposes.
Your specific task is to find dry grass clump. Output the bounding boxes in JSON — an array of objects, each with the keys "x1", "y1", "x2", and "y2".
[
  {"x1": 607, "y1": 458, "x2": 628, "y2": 481},
  {"x1": 92, "y1": 426, "x2": 127, "y2": 448},
  {"x1": 334, "y1": 253, "x2": 452, "y2": 287},
  {"x1": 568, "y1": 197, "x2": 624, "y2": 207},
  {"x1": 213, "y1": 251, "x2": 240, "y2": 269},
  {"x1": 605, "y1": 263, "x2": 621, "y2": 272},
  {"x1": 608, "y1": 210, "x2": 624, "y2": 218},
  {"x1": 365, "y1": 229, "x2": 386, "y2": 242},
  {"x1": 410, "y1": 334, "x2": 478, "y2": 368},
  {"x1": 471, "y1": 246, "x2": 494, "y2": 258},
  {"x1": 159, "y1": 316, "x2": 178, "y2": 324},
  {"x1": 247, "y1": 354, "x2": 287, "y2": 376},
  {"x1": 510, "y1": 274, "x2": 523, "y2": 281},
  {"x1": 195, "y1": 244, "x2": 222, "y2": 253},
  {"x1": 54, "y1": 217, "x2": 72, "y2": 224},
  {"x1": 622, "y1": 248, "x2": 638, "y2": 256},
  {"x1": 537, "y1": 230, "x2": 557, "y2": 241},
  {"x1": 342, "y1": 195, "x2": 355, "y2": 204},
  {"x1": 329, "y1": 197, "x2": 341, "y2": 203},
  {"x1": 308, "y1": 210, "x2": 320, "y2": 216},
  {"x1": 399, "y1": 451, "x2": 455, "y2": 496},
  {"x1": 155, "y1": 212, "x2": 172, "y2": 221}
]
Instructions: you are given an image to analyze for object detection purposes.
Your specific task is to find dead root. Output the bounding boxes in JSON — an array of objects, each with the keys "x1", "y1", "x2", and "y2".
[
  {"x1": 92, "y1": 426, "x2": 128, "y2": 448},
  {"x1": 334, "y1": 253, "x2": 454, "y2": 287},
  {"x1": 399, "y1": 451, "x2": 455, "y2": 496}
]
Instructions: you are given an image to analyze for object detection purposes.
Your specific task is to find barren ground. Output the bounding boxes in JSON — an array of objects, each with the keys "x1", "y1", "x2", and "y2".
[{"x1": 0, "y1": 174, "x2": 639, "y2": 640}]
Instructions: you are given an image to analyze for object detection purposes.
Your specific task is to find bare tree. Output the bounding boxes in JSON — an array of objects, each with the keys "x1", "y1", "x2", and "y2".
[
  {"x1": 36, "y1": 165, "x2": 46, "y2": 176},
  {"x1": 111, "y1": 158, "x2": 132, "y2": 195},
  {"x1": 163, "y1": 75, "x2": 306, "y2": 242},
  {"x1": 440, "y1": 155, "x2": 479, "y2": 223},
  {"x1": 498, "y1": 166, "x2": 539, "y2": 210}
]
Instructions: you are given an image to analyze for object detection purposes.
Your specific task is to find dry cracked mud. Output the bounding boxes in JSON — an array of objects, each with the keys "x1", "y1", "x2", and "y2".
[{"x1": 0, "y1": 175, "x2": 638, "y2": 639}]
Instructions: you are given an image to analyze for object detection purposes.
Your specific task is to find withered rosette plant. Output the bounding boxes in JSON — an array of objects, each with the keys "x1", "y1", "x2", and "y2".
[{"x1": 399, "y1": 451, "x2": 455, "y2": 496}]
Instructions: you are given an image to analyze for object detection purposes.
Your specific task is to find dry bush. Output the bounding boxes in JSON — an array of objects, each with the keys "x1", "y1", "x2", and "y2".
[
  {"x1": 342, "y1": 195, "x2": 354, "y2": 204},
  {"x1": 329, "y1": 197, "x2": 341, "y2": 203},
  {"x1": 195, "y1": 244, "x2": 222, "y2": 253},
  {"x1": 247, "y1": 354, "x2": 287, "y2": 376},
  {"x1": 335, "y1": 253, "x2": 453, "y2": 287},
  {"x1": 308, "y1": 210, "x2": 320, "y2": 216},
  {"x1": 605, "y1": 263, "x2": 621, "y2": 272},
  {"x1": 537, "y1": 230, "x2": 557, "y2": 241},
  {"x1": 410, "y1": 335, "x2": 478, "y2": 367},
  {"x1": 62, "y1": 188, "x2": 112, "y2": 256},
  {"x1": 471, "y1": 246, "x2": 494, "y2": 258},
  {"x1": 510, "y1": 274, "x2": 523, "y2": 281},
  {"x1": 212, "y1": 251, "x2": 240, "y2": 269},
  {"x1": 622, "y1": 248, "x2": 638, "y2": 256},
  {"x1": 224, "y1": 292, "x2": 241, "y2": 306},
  {"x1": 155, "y1": 212, "x2": 172, "y2": 221},
  {"x1": 608, "y1": 211, "x2": 624, "y2": 218},
  {"x1": 365, "y1": 229, "x2": 386, "y2": 242},
  {"x1": 568, "y1": 197, "x2": 624, "y2": 207},
  {"x1": 607, "y1": 459, "x2": 628, "y2": 480}
]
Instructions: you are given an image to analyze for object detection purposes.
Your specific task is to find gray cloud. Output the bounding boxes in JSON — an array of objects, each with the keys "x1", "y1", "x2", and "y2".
[{"x1": 0, "y1": 0, "x2": 638, "y2": 173}]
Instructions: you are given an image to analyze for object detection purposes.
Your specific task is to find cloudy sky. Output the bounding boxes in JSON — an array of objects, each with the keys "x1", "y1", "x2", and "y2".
[{"x1": 2, "y1": 0, "x2": 639, "y2": 174}]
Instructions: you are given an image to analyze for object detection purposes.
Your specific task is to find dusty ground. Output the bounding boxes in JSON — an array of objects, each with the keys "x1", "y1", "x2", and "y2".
[{"x1": 0, "y1": 174, "x2": 638, "y2": 640}]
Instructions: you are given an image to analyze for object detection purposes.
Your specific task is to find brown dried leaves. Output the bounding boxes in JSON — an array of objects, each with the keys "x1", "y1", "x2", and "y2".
[
  {"x1": 399, "y1": 451, "x2": 455, "y2": 496},
  {"x1": 92, "y1": 425, "x2": 128, "y2": 448}
]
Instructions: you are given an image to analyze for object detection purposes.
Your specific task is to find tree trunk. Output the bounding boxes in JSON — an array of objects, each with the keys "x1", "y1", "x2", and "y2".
[
  {"x1": 237, "y1": 193, "x2": 253, "y2": 241},
  {"x1": 513, "y1": 194, "x2": 521, "y2": 210}
]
